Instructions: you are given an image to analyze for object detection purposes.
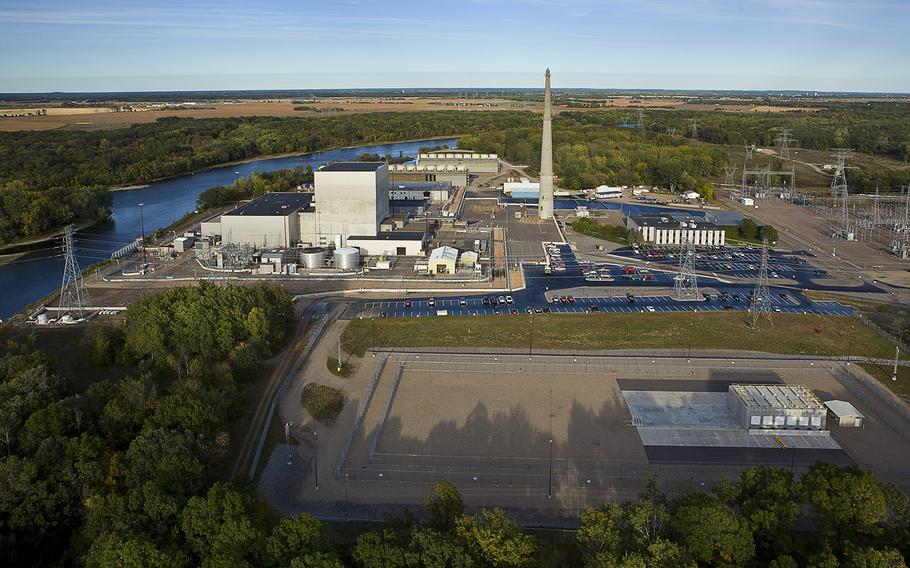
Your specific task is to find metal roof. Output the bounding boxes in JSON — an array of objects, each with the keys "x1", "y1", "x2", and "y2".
[
  {"x1": 729, "y1": 384, "x2": 824, "y2": 410},
  {"x1": 347, "y1": 231, "x2": 426, "y2": 241},
  {"x1": 824, "y1": 400, "x2": 864, "y2": 418},
  {"x1": 429, "y1": 246, "x2": 459, "y2": 263},
  {"x1": 319, "y1": 161, "x2": 386, "y2": 172},
  {"x1": 629, "y1": 214, "x2": 719, "y2": 230},
  {"x1": 223, "y1": 192, "x2": 312, "y2": 216}
]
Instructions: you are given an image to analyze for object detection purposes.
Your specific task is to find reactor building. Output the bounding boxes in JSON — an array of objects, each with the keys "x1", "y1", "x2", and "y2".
[{"x1": 200, "y1": 161, "x2": 424, "y2": 255}]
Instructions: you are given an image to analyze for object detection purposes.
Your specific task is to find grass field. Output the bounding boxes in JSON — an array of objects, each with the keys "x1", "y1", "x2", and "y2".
[{"x1": 343, "y1": 312, "x2": 892, "y2": 360}]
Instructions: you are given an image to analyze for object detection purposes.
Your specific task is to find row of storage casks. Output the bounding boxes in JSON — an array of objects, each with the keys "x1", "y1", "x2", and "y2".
[{"x1": 299, "y1": 247, "x2": 360, "y2": 270}]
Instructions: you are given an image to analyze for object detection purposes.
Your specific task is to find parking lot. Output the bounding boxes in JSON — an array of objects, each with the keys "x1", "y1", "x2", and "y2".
[{"x1": 358, "y1": 241, "x2": 853, "y2": 320}]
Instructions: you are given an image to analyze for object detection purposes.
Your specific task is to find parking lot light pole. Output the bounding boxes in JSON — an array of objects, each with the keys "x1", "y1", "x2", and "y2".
[
  {"x1": 548, "y1": 438, "x2": 553, "y2": 498},
  {"x1": 313, "y1": 432, "x2": 319, "y2": 491},
  {"x1": 344, "y1": 473, "x2": 350, "y2": 519}
]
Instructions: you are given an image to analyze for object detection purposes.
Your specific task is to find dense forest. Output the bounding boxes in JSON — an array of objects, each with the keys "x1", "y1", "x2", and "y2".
[
  {"x1": 195, "y1": 166, "x2": 314, "y2": 212},
  {"x1": 0, "y1": 111, "x2": 538, "y2": 244},
  {"x1": 461, "y1": 115, "x2": 728, "y2": 195},
  {"x1": 463, "y1": 110, "x2": 910, "y2": 195},
  {"x1": 1, "y1": 284, "x2": 909, "y2": 566}
]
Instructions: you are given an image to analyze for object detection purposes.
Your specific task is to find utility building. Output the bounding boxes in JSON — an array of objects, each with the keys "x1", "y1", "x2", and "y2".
[
  {"x1": 428, "y1": 246, "x2": 459, "y2": 274},
  {"x1": 207, "y1": 192, "x2": 313, "y2": 248},
  {"x1": 309, "y1": 162, "x2": 390, "y2": 243},
  {"x1": 626, "y1": 215, "x2": 726, "y2": 246},
  {"x1": 824, "y1": 400, "x2": 865, "y2": 428},
  {"x1": 727, "y1": 384, "x2": 827, "y2": 431}
]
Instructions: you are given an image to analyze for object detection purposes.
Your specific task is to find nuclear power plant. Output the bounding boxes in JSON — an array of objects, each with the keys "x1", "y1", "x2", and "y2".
[{"x1": 538, "y1": 68, "x2": 555, "y2": 220}]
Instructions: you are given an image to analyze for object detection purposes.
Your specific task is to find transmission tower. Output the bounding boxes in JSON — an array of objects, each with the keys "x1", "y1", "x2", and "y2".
[
  {"x1": 749, "y1": 239, "x2": 773, "y2": 329},
  {"x1": 829, "y1": 148, "x2": 852, "y2": 197},
  {"x1": 58, "y1": 225, "x2": 91, "y2": 319},
  {"x1": 688, "y1": 118, "x2": 698, "y2": 140},
  {"x1": 774, "y1": 128, "x2": 797, "y2": 160},
  {"x1": 666, "y1": 127, "x2": 677, "y2": 136},
  {"x1": 723, "y1": 164, "x2": 737, "y2": 186},
  {"x1": 635, "y1": 109, "x2": 645, "y2": 130},
  {"x1": 673, "y1": 238, "x2": 699, "y2": 301},
  {"x1": 744, "y1": 144, "x2": 755, "y2": 160}
]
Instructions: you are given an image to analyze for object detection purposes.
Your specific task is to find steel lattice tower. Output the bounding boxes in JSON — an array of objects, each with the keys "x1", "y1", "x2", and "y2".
[
  {"x1": 58, "y1": 225, "x2": 91, "y2": 319},
  {"x1": 744, "y1": 144, "x2": 755, "y2": 160},
  {"x1": 636, "y1": 109, "x2": 645, "y2": 130},
  {"x1": 723, "y1": 164, "x2": 737, "y2": 186},
  {"x1": 749, "y1": 239, "x2": 773, "y2": 329},
  {"x1": 829, "y1": 148, "x2": 852, "y2": 197},
  {"x1": 775, "y1": 128, "x2": 797, "y2": 160},
  {"x1": 673, "y1": 238, "x2": 699, "y2": 301},
  {"x1": 688, "y1": 118, "x2": 698, "y2": 140},
  {"x1": 666, "y1": 127, "x2": 677, "y2": 136}
]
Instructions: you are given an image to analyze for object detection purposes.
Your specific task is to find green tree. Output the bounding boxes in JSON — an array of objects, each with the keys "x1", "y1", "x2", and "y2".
[
  {"x1": 802, "y1": 463, "x2": 887, "y2": 540},
  {"x1": 576, "y1": 504, "x2": 623, "y2": 567},
  {"x1": 455, "y1": 508, "x2": 536, "y2": 568},
  {"x1": 759, "y1": 224, "x2": 779, "y2": 243},
  {"x1": 352, "y1": 528, "x2": 409, "y2": 568},
  {"x1": 737, "y1": 218, "x2": 759, "y2": 239},
  {"x1": 407, "y1": 527, "x2": 475, "y2": 568},
  {"x1": 180, "y1": 482, "x2": 265, "y2": 565},
  {"x1": 264, "y1": 514, "x2": 339, "y2": 568},
  {"x1": 425, "y1": 480, "x2": 465, "y2": 531},
  {"x1": 84, "y1": 535, "x2": 189, "y2": 568},
  {"x1": 670, "y1": 495, "x2": 755, "y2": 567},
  {"x1": 715, "y1": 466, "x2": 800, "y2": 556},
  {"x1": 842, "y1": 545, "x2": 906, "y2": 568}
]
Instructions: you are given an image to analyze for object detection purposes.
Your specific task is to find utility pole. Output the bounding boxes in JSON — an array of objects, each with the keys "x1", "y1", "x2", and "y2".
[
  {"x1": 138, "y1": 202, "x2": 147, "y2": 265},
  {"x1": 547, "y1": 438, "x2": 553, "y2": 498},
  {"x1": 337, "y1": 337, "x2": 343, "y2": 374},
  {"x1": 313, "y1": 432, "x2": 319, "y2": 491},
  {"x1": 893, "y1": 345, "x2": 900, "y2": 382}
]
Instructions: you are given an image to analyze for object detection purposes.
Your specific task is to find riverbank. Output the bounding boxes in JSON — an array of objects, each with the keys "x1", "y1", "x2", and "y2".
[
  {"x1": 0, "y1": 214, "x2": 110, "y2": 256},
  {"x1": 1, "y1": 134, "x2": 460, "y2": 251}
]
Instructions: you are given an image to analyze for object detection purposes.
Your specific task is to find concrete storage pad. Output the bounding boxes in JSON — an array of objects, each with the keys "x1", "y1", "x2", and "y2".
[{"x1": 622, "y1": 389, "x2": 840, "y2": 449}]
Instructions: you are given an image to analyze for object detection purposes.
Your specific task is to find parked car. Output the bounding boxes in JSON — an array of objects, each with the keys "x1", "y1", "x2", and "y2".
[
  {"x1": 428, "y1": 298, "x2": 436, "y2": 307},
  {"x1": 505, "y1": 295, "x2": 513, "y2": 304},
  {"x1": 404, "y1": 300, "x2": 412, "y2": 308}
]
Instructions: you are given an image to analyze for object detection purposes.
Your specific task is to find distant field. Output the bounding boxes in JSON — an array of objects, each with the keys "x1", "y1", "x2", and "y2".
[{"x1": 0, "y1": 95, "x2": 854, "y2": 132}]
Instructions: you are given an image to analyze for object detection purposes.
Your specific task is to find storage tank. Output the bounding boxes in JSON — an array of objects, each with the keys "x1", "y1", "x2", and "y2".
[
  {"x1": 334, "y1": 247, "x2": 360, "y2": 270},
  {"x1": 300, "y1": 247, "x2": 326, "y2": 269}
]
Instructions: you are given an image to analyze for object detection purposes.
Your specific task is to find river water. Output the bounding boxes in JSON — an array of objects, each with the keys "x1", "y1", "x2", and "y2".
[{"x1": 0, "y1": 138, "x2": 458, "y2": 319}]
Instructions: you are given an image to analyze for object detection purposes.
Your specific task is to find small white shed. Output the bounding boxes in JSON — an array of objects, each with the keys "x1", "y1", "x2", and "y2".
[{"x1": 824, "y1": 400, "x2": 865, "y2": 428}]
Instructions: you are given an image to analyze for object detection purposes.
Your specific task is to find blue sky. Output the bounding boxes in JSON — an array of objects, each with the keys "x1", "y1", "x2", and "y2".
[{"x1": 1, "y1": 0, "x2": 908, "y2": 93}]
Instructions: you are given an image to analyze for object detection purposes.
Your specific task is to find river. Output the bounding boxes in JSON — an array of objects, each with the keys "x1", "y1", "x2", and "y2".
[{"x1": 0, "y1": 138, "x2": 458, "y2": 319}]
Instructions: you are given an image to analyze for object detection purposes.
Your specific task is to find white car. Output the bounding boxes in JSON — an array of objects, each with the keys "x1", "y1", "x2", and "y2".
[
  {"x1": 645, "y1": 306, "x2": 656, "y2": 313},
  {"x1": 505, "y1": 296, "x2": 513, "y2": 304}
]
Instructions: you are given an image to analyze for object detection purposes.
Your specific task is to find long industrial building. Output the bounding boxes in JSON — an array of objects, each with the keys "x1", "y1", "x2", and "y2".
[
  {"x1": 727, "y1": 384, "x2": 827, "y2": 431},
  {"x1": 388, "y1": 164, "x2": 468, "y2": 188},
  {"x1": 625, "y1": 215, "x2": 726, "y2": 246},
  {"x1": 417, "y1": 150, "x2": 499, "y2": 173}
]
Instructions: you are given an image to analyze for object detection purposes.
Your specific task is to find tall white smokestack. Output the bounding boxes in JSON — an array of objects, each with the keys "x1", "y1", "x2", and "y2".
[{"x1": 538, "y1": 68, "x2": 554, "y2": 220}]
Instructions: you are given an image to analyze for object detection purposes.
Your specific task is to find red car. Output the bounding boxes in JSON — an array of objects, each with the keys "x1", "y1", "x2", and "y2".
[
  {"x1": 622, "y1": 266, "x2": 637, "y2": 274},
  {"x1": 568, "y1": 296, "x2": 576, "y2": 303},
  {"x1": 560, "y1": 297, "x2": 568, "y2": 303},
  {"x1": 404, "y1": 300, "x2": 412, "y2": 308}
]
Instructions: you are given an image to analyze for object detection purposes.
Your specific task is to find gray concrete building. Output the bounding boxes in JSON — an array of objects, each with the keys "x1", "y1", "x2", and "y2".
[
  {"x1": 206, "y1": 192, "x2": 313, "y2": 249},
  {"x1": 727, "y1": 384, "x2": 827, "y2": 431},
  {"x1": 388, "y1": 164, "x2": 468, "y2": 188},
  {"x1": 388, "y1": 181, "x2": 453, "y2": 203},
  {"x1": 417, "y1": 150, "x2": 499, "y2": 173}
]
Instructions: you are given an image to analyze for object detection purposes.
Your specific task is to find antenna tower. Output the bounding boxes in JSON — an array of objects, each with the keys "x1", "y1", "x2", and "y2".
[
  {"x1": 673, "y1": 238, "x2": 699, "y2": 301},
  {"x1": 723, "y1": 164, "x2": 737, "y2": 186},
  {"x1": 748, "y1": 239, "x2": 773, "y2": 329},
  {"x1": 774, "y1": 128, "x2": 796, "y2": 160},
  {"x1": 58, "y1": 225, "x2": 91, "y2": 319}
]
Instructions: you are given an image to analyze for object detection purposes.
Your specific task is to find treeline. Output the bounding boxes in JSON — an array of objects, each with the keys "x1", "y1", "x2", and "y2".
[
  {"x1": 461, "y1": 114, "x2": 728, "y2": 193},
  {"x1": 0, "y1": 111, "x2": 537, "y2": 244},
  {"x1": 571, "y1": 218, "x2": 640, "y2": 244},
  {"x1": 0, "y1": 284, "x2": 293, "y2": 566},
  {"x1": 195, "y1": 166, "x2": 313, "y2": 211}
]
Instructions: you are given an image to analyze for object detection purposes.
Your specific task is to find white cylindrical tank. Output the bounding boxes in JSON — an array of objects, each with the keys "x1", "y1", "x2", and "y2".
[
  {"x1": 334, "y1": 247, "x2": 360, "y2": 270},
  {"x1": 300, "y1": 247, "x2": 326, "y2": 269}
]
